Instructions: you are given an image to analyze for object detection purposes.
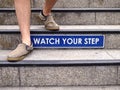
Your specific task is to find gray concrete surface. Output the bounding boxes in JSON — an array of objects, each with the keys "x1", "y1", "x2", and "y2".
[
  {"x1": 1, "y1": 86, "x2": 120, "y2": 90},
  {"x1": 15, "y1": 49, "x2": 120, "y2": 60},
  {"x1": 0, "y1": 49, "x2": 120, "y2": 86},
  {"x1": 117, "y1": 67, "x2": 120, "y2": 84},
  {"x1": 1, "y1": 0, "x2": 120, "y2": 25},
  {"x1": 90, "y1": 0, "x2": 120, "y2": 8},
  {"x1": 1, "y1": 49, "x2": 120, "y2": 60},
  {"x1": 0, "y1": 66, "x2": 117, "y2": 86},
  {"x1": 2, "y1": 12, "x2": 120, "y2": 25},
  {"x1": 0, "y1": 13, "x2": 96, "y2": 25},
  {"x1": 1, "y1": 34, "x2": 120, "y2": 49},
  {"x1": 1, "y1": 0, "x2": 120, "y2": 8},
  {"x1": 96, "y1": 13, "x2": 120, "y2": 25},
  {"x1": 0, "y1": 67, "x2": 19, "y2": 86},
  {"x1": 20, "y1": 66, "x2": 117, "y2": 86},
  {"x1": 0, "y1": 0, "x2": 120, "y2": 87},
  {"x1": 1, "y1": 25, "x2": 120, "y2": 49},
  {"x1": 2, "y1": 25, "x2": 120, "y2": 31}
]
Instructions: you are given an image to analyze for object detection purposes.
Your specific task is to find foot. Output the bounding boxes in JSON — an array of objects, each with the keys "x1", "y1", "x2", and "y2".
[
  {"x1": 39, "y1": 12, "x2": 59, "y2": 31},
  {"x1": 7, "y1": 43, "x2": 33, "y2": 62}
]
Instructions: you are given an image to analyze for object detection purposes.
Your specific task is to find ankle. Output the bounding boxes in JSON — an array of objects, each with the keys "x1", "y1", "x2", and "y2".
[
  {"x1": 22, "y1": 40, "x2": 31, "y2": 46},
  {"x1": 42, "y1": 10, "x2": 51, "y2": 17}
]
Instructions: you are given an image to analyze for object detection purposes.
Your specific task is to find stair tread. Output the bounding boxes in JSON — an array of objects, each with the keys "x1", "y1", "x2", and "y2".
[
  {"x1": 0, "y1": 25, "x2": 120, "y2": 32},
  {"x1": 0, "y1": 86, "x2": 120, "y2": 90},
  {"x1": 1, "y1": 49, "x2": 120, "y2": 61}
]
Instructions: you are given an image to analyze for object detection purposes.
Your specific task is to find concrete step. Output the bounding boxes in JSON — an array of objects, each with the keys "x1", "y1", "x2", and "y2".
[
  {"x1": 1, "y1": 0, "x2": 120, "y2": 8},
  {"x1": 0, "y1": 25, "x2": 120, "y2": 49},
  {"x1": 1, "y1": 49, "x2": 120, "y2": 66},
  {"x1": 1, "y1": 86, "x2": 120, "y2": 90},
  {"x1": 1, "y1": 49, "x2": 120, "y2": 61},
  {"x1": 1, "y1": 11, "x2": 120, "y2": 25},
  {"x1": 0, "y1": 62, "x2": 119, "y2": 87},
  {"x1": 0, "y1": 49, "x2": 120, "y2": 86},
  {"x1": 1, "y1": 0, "x2": 120, "y2": 25}
]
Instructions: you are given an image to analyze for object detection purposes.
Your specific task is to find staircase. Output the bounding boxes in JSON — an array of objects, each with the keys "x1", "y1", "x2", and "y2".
[{"x1": 0, "y1": 0, "x2": 120, "y2": 89}]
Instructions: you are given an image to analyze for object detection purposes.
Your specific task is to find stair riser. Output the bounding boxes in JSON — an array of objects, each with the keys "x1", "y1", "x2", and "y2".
[
  {"x1": 0, "y1": 34, "x2": 120, "y2": 50},
  {"x1": 0, "y1": 66, "x2": 118, "y2": 87},
  {"x1": 1, "y1": 12, "x2": 120, "y2": 25},
  {"x1": 1, "y1": 0, "x2": 120, "y2": 8}
]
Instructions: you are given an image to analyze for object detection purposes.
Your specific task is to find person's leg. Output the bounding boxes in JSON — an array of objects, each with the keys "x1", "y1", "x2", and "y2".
[
  {"x1": 7, "y1": 0, "x2": 33, "y2": 61},
  {"x1": 39, "y1": 0, "x2": 59, "y2": 30},
  {"x1": 43, "y1": 0, "x2": 57, "y2": 16},
  {"x1": 14, "y1": 0, "x2": 31, "y2": 46}
]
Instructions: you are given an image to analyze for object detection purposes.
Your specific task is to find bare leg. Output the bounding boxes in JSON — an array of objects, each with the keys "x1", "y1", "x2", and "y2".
[
  {"x1": 7, "y1": 0, "x2": 33, "y2": 61},
  {"x1": 14, "y1": 0, "x2": 31, "y2": 46},
  {"x1": 43, "y1": 0, "x2": 57, "y2": 16}
]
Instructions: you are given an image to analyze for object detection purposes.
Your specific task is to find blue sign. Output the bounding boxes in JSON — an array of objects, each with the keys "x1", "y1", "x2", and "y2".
[{"x1": 31, "y1": 35, "x2": 105, "y2": 48}]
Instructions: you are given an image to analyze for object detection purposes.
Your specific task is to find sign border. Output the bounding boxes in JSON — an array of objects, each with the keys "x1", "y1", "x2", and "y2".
[{"x1": 31, "y1": 34, "x2": 105, "y2": 49}]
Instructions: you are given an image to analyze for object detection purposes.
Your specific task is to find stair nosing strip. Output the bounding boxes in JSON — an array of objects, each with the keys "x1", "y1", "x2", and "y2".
[{"x1": 0, "y1": 60, "x2": 120, "y2": 67}]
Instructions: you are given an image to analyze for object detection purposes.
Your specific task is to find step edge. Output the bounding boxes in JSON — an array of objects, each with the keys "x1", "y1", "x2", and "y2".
[
  {"x1": 0, "y1": 25, "x2": 120, "y2": 34},
  {"x1": 0, "y1": 60, "x2": 120, "y2": 67},
  {"x1": 0, "y1": 25, "x2": 120, "y2": 30}
]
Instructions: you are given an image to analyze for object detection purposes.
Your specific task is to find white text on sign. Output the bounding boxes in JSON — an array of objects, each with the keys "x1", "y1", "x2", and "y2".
[{"x1": 33, "y1": 37, "x2": 100, "y2": 45}]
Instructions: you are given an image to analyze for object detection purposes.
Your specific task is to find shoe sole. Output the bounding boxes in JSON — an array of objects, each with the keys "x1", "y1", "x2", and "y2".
[
  {"x1": 7, "y1": 51, "x2": 32, "y2": 62},
  {"x1": 7, "y1": 55, "x2": 26, "y2": 62},
  {"x1": 38, "y1": 15, "x2": 60, "y2": 31},
  {"x1": 45, "y1": 26, "x2": 60, "y2": 31}
]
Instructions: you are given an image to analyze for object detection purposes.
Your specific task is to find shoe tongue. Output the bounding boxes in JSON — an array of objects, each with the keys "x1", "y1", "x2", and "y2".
[
  {"x1": 40, "y1": 13, "x2": 47, "y2": 21},
  {"x1": 18, "y1": 43, "x2": 32, "y2": 51},
  {"x1": 22, "y1": 43, "x2": 32, "y2": 46},
  {"x1": 20, "y1": 43, "x2": 26, "y2": 46},
  {"x1": 18, "y1": 43, "x2": 25, "y2": 47}
]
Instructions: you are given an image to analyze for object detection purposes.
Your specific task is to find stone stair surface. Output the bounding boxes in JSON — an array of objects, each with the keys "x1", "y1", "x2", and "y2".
[
  {"x1": 0, "y1": 59, "x2": 119, "y2": 87},
  {"x1": 0, "y1": 49, "x2": 120, "y2": 87},
  {"x1": 0, "y1": 25, "x2": 120, "y2": 50},
  {"x1": 0, "y1": 0, "x2": 120, "y2": 25},
  {"x1": 1, "y1": 49, "x2": 120, "y2": 60},
  {"x1": 1, "y1": 86, "x2": 120, "y2": 90},
  {"x1": 0, "y1": 0, "x2": 120, "y2": 87}
]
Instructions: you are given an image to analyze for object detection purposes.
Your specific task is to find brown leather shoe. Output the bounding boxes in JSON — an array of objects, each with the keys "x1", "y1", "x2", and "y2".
[{"x1": 39, "y1": 13, "x2": 59, "y2": 31}]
